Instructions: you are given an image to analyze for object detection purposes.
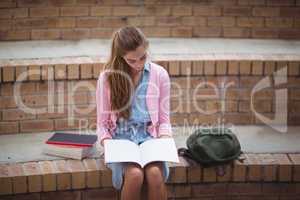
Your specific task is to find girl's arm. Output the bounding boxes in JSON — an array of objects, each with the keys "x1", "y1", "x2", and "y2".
[
  {"x1": 158, "y1": 67, "x2": 173, "y2": 138},
  {"x1": 96, "y1": 71, "x2": 113, "y2": 146}
]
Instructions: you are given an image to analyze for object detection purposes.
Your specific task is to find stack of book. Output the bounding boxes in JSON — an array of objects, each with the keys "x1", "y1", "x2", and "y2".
[{"x1": 43, "y1": 132, "x2": 98, "y2": 160}]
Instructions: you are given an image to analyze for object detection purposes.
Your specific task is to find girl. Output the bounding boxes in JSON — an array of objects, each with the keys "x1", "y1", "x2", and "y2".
[{"x1": 96, "y1": 26, "x2": 172, "y2": 200}]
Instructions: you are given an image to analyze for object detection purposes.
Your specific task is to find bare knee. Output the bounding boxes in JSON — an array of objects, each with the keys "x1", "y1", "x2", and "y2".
[
  {"x1": 124, "y1": 164, "x2": 144, "y2": 187},
  {"x1": 145, "y1": 162, "x2": 164, "y2": 186}
]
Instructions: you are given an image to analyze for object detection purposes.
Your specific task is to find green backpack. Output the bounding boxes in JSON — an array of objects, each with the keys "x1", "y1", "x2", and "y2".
[{"x1": 178, "y1": 128, "x2": 242, "y2": 167}]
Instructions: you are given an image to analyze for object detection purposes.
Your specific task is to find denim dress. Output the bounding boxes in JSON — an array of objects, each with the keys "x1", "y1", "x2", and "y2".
[{"x1": 106, "y1": 62, "x2": 170, "y2": 190}]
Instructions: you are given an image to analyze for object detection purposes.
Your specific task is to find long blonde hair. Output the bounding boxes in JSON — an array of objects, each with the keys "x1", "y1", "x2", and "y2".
[{"x1": 104, "y1": 26, "x2": 149, "y2": 120}]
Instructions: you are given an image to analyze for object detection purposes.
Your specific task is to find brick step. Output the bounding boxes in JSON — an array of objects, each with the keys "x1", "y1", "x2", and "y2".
[{"x1": 0, "y1": 153, "x2": 300, "y2": 199}]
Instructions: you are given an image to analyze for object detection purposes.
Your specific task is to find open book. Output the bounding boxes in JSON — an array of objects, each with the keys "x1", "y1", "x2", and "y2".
[{"x1": 104, "y1": 138, "x2": 179, "y2": 168}]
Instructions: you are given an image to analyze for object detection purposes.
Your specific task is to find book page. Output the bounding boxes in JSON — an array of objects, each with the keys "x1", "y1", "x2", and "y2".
[
  {"x1": 104, "y1": 139, "x2": 141, "y2": 165},
  {"x1": 139, "y1": 138, "x2": 179, "y2": 167}
]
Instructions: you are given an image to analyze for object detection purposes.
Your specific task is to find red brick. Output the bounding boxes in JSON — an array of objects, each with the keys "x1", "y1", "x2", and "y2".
[
  {"x1": 180, "y1": 61, "x2": 192, "y2": 76},
  {"x1": 238, "y1": 0, "x2": 266, "y2": 5},
  {"x1": 0, "y1": 122, "x2": 19, "y2": 134},
  {"x1": 2, "y1": 67, "x2": 15, "y2": 82},
  {"x1": 67, "y1": 160, "x2": 86, "y2": 189},
  {"x1": 57, "y1": 17, "x2": 76, "y2": 28},
  {"x1": 223, "y1": 6, "x2": 252, "y2": 16},
  {"x1": 90, "y1": 6, "x2": 112, "y2": 16},
  {"x1": 217, "y1": 164, "x2": 232, "y2": 182},
  {"x1": 61, "y1": 28, "x2": 90, "y2": 40},
  {"x1": 29, "y1": 7, "x2": 59, "y2": 17},
  {"x1": 279, "y1": 29, "x2": 300, "y2": 39},
  {"x1": 54, "y1": 118, "x2": 84, "y2": 130},
  {"x1": 171, "y1": 5, "x2": 192, "y2": 16},
  {"x1": 12, "y1": 8, "x2": 29, "y2": 18},
  {"x1": 174, "y1": 185, "x2": 191, "y2": 198},
  {"x1": 142, "y1": 5, "x2": 171, "y2": 16},
  {"x1": 38, "y1": 161, "x2": 56, "y2": 192},
  {"x1": 208, "y1": 17, "x2": 235, "y2": 27},
  {"x1": 224, "y1": 27, "x2": 251, "y2": 38},
  {"x1": 90, "y1": 28, "x2": 113, "y2": 38},
  {"x1": 193, "y1": 27, "x2": 222, "y2": 37},
  {"x1": 233, "y1": 159, "x2": 247, "y2": 182},
  {"x1": 181, "y1": 16, "x2": 206, "y2": 26},
  {"x1": 31, "y1": 29, "x2": 60, "y2": 40},
  {"x1": 112, "y1": 6, "x2": 140, "y2": 16},
  {"x1": 252, "y1": 28, "x2": 279, "y2": 38},
  {"x1": 80, "y1": 63, "x2": 93, "y2": 79},
  {"x1": 22, "y1": 162, "x2": 42, "y2": 193},
  {"x1": 60, "y1": 6, "x2": 89, "y2": 16},
  {"x1": 204, "y1": 61, "x2": 215, "y2": 75},
  {"x1": 253, "y1": 7, "x2": 280, "y2": 16},
  {"x1": 289, "y1": 154, "x2": 300, "y2": 181},
  {"x1": 2, "y1": 109, "x2": 35, "y2": 121},
  {"x1": 67, "y1": 64, "x2": 80, "y2": 79},
  {"x1": 0, "y1": 164, "x2": 12, "y2": 195},
  {"x1": 8, "y1": 163, "x2": 27, "y2": 194},
  {"x1": 169, "y1": 61, "x2": 180, "y2": 76},
  {"x1": 193, "y1": 6, "x2": 221, "y2": 16},
  {"x1": 127, "y1": 16, "x2": 155, "y2": 26},
  {"x1": 237, "y1": 17, "x2": 264, "y2": 28},
  {"x1": 228, "y1": 61, "x2": 239, "y2": 75},
  {"x1": 246, "y1": 154, "x2": 263, "y2": 181},
  {"x1": 273, "y1": 154, "x2": 292, "y2": 182},
  {"x1": 97, "y1": 159, "x2": 113, "y2": 187},
  {"x1": 0, "y1": 19, "x2": 11, "y2": 30},
  {"x1": 266, "y1": 18, "x2": 293, "y2": 28},
  {"x1": 171, "y1": 27, "x2": 192, "y2": 37},
  {"x1": 280, "y1": 7, "x2": 300, "y2": 17},
  {"x1": 216, "y1": 61, "x2": 227, "y2": 75},
  {"x1": 156, "y1": 16, "x2": 182, "y2": 27},
  {"x1": 28, "y1": 65, "x2": 41, "y2": 81},
  {"x1": 83, "y1": 159, "x2": 100, "y2": 188},
  {"x1": 0, "y1": 30, "x2": 31, "y2": 40},
  {"x1": 20, "y1": 120, "x2": 54, "y2": 133},
  {"x1": 266, "y1": 0, "x2": 295, "y2": 6},
  {"x1": 264, "y1": 61, "x2": 276, "y2": 75},
  {"x1": 228, "y1": 183, "x2": 261, "y2": 195},
  {"x1": 53, "y1": 160, "x2": 71, "y2": 190},
  {"x1": 192, "y1": 61, "x2": 204, "y2": 75},
  {"x1": 0, "y1": 1, "x2": 16, "y2": 8},
  {"x1": 76, "y1": 17, "x2": 100, "y2": 28},
  {"x1": 41, "y1": 190, "x2": 81, "y2": 200},
  {"x1": 192, "y1": 184, "x2": 228, "y2": 197},
  {"x1": 187, "y1": 165, "x2": 202, "y2": 183},
  {"x1": 101, "y1": 16, "x2": 128, "y2": 27},
  {"x1": 203, "y1": 167, "x2": 217, "y2": 182},
  {"x1": 252, "y1": 61, "x2": 264, "y2": 75},
  {"x1": 239, "y1": 61, "x2": 251, "y2": 75},
  {"x1": 55, "y1": 64, "x2": 67, "y2": 80},
  {"x1": 82, "y1": 188, "x2": 117, "y2": 200},
  {"x1": 41, "y1": 65, "x2": 54, "y2": 80},
  {"x1": 168, "y1": 157, "x2": 189, "y2": 183}
]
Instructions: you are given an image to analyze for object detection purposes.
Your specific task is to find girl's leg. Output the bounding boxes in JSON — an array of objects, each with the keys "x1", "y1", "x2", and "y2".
[
  {"x1": 144, "y1": 162, "x2": 168, "y2": 200},
  {"x1": 121, "y1": 163, "x2": 144, "y2": 200}
]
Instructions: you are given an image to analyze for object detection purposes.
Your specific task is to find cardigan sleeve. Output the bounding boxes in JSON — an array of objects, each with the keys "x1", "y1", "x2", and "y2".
[
  {"x1": 158, "y1": 67, "x2": 173, "y2": 137},
  {"x1": 96, "y1": 71, "x2": 113, "y2": 146}
]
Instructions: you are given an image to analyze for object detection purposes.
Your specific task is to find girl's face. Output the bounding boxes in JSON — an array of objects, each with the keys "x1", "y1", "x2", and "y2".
[{"x1": 123, "y1": 45, "x2": 147, "y2": 73}]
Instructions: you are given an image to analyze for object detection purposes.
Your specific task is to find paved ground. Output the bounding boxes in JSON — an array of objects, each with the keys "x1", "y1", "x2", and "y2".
[
  {"x1": 0, "y1": 38, "x2": 300, "y2": 61},
  {"x1": 1, "y1": 125, "x2": 300, "y2": 163}
]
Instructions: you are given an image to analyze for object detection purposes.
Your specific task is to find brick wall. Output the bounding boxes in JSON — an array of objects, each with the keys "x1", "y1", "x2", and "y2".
[
  {"x1": 1, "y1": 154, "x2": 300, "y2": 199},
  {"x1": 0, "y1": 58, "x2": 299, "y2": 135},
  {"x1": 0, "y1": 0, "x2": 300, "y2": 40}
]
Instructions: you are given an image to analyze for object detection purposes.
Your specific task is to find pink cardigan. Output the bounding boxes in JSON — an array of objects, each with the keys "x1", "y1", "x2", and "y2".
[{"x1": 96, "y1": 62, "x2": 172, "y2": 145}]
